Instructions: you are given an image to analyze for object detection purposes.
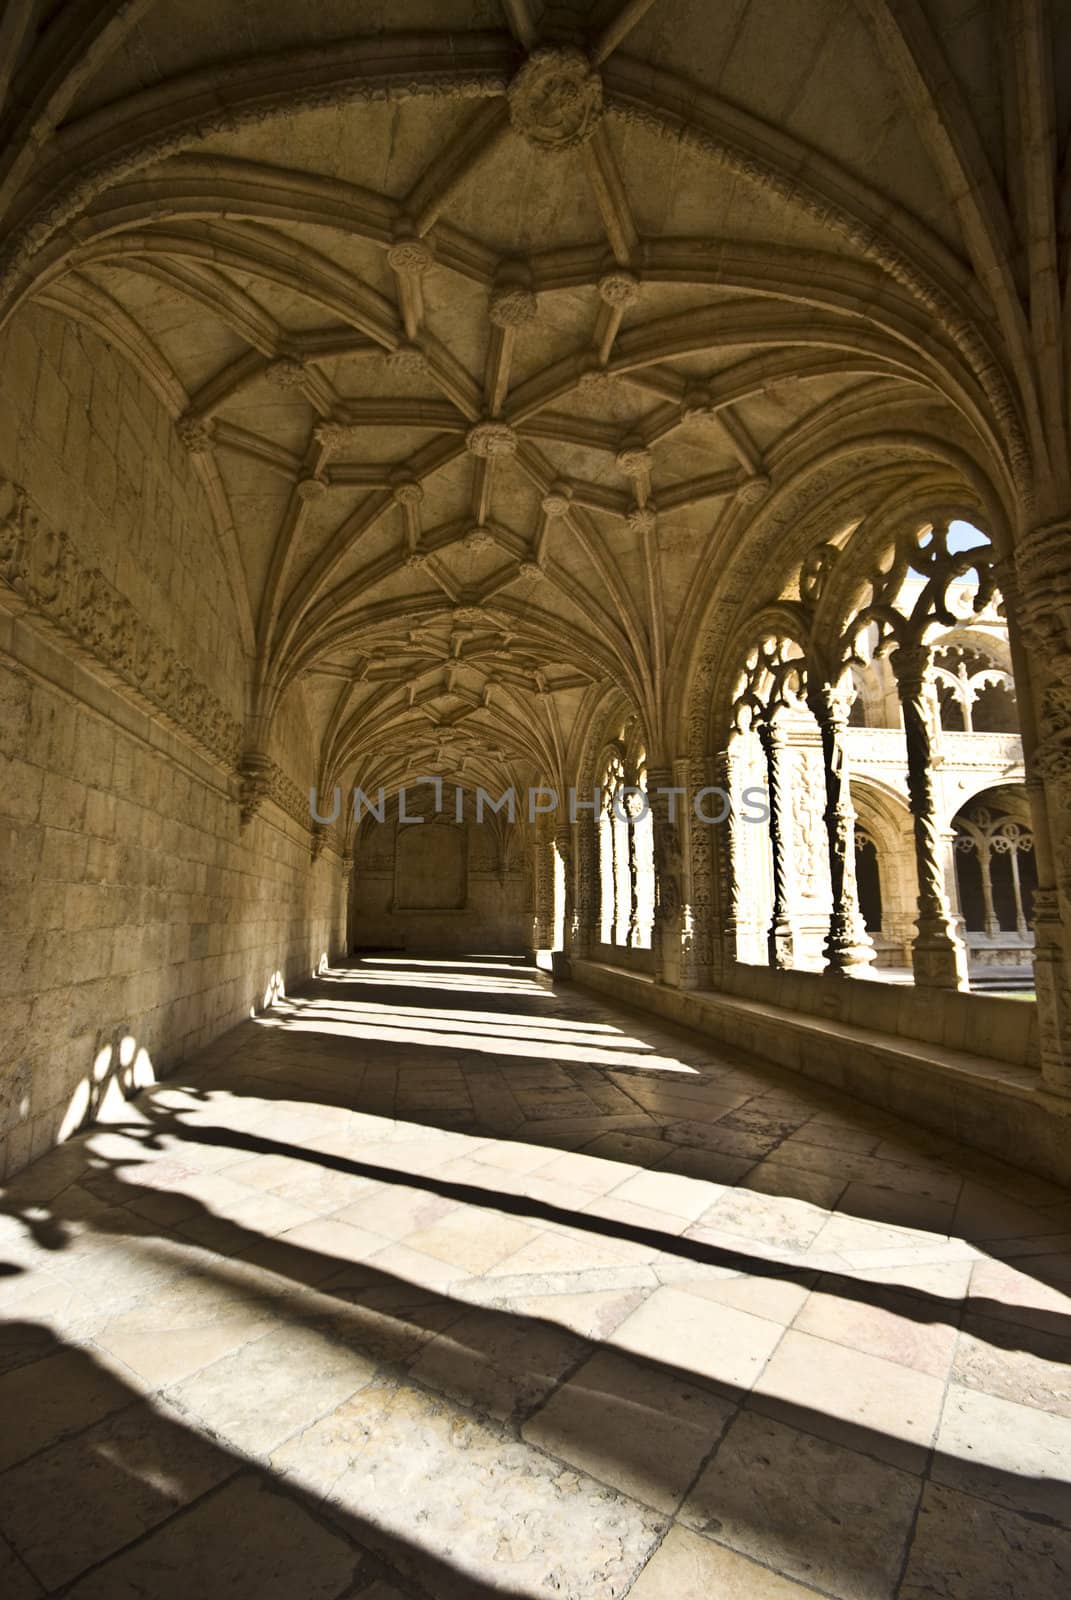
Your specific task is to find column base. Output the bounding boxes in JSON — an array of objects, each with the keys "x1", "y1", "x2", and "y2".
[{"x1": 911, "y1": 917, "x2": 969, "y2": 991}]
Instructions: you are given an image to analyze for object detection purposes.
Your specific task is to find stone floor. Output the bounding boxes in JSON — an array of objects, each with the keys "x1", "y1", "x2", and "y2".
[{"x1": 2, "y1": 955, "x2": 1070, "y2": 1599}]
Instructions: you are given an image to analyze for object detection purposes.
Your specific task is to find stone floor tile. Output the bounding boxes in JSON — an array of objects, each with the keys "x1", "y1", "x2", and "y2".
[
  {"x1": 0, "y1": 1348, "x2": 134, "y2": 1472},
  {"x1": 0, "y1": 1532, "x2": 42, "y2": 1600},
  {"x1": 695, "y1": 1188, "x2": 830, "y2": 1252},
  {"x1": 330, "y1": 1184, "x2": 460, "y2": 1240},
  {"x1": 401, "y1": 1208, "x2": 542, "y2": 1274},
  {"x1": 792, "y1": 1281, "x2": 959, "y2": 1378},
  {"x1": 681, "y1": 1411, "x2": 921, "y2": 1599},
  {"x1": 837, "y1": 1182, "x2": 955, "y2": 1236},
  {"x1": 613, "y1": 1285, "x2": 786, "y2": 1390},
  {"x1": 495, "y1": 1285, "x2": 649, "y2": 1340},
  {"x1": 63, "y1": 1476, "x2": 358, "y2": 1600},
  {"x1": 952, "y1": 1311, "x2": 1071, "y2": 1415},
  {"x1": 932, "y1": 1384, "x2": 1071, "y2": 1527},
  {"x1": 0, "y1": 1398, "x2": 235, "y2": 1590},
  {"x1": 522, "y1": 1348, "x2": 733, "y2": 1512},
  {"x1": 627, "y1": 1525, "x2": 825, "y2": 1598},
  {"x1": 899, "y1": 1482, "x2": 1071, "y2": 1599},
  {"x1": 407, "y1": 1305, "x2": 588, "y2": 1419},
  {"x1": 677, "y1": 1271, "x2": 814, "y2": 1326},
  {"x1": 272, "y1": 1379, "x2": 665, "y2": 1599},
  {"x1": 606, "y1": 1168, "x2": 722, "y2": 1222},
  {"x1": 164, "y1": 1323, "x2": 376, "y2": 1455},
  {"x1": 752, "y1": 1327, "x2": 946, "y2": 1471},
  {"x1": 581, "y1": 1193, "x2": 693, "y2": 1237},
  {"x1": 741, "y1": 1161, "x2": 848, "y2": 1209}
]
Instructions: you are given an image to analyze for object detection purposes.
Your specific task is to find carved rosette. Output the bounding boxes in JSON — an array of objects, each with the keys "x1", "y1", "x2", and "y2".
[
  {"x1": 738, "y1": 474, "x2": 772, "y2": 505},
  {"x1": 577, "y1": 365, "x2": 618, "y2": 398},
  {"x1": 386, "y1": 234, "x2": 434, "y2": 275},
  {"x1": 517, "y1": 560, "x2": 545, "y2": 583},
  {"x1": 404, "y1": 551, "x2": 429, "y2": 571},
  {"x1": 463, "y1": 525, "x2": 495, "y2": 552},
  {"x1": 465, "y1": 420, "x2": 518, "y2": 459},
  {"x1": 616, "y1": 444, "x2": 652, "y2": 479},
  {"x1": 507, "y1": 46, "x2": 603, "y2": 153},
  {"x1": 627, "y1": 504, "x2": 657, "y2": 534},
  {"x1": 391, "y1": 478, "x2": 424, "y2": 507},
  {"x1": 176, "y1": 416, "x2": 214, "y2": 453},
  {"x1": 312, "y1": 422, "x2": 350, "y2": 455},
  {"x1": 598, "y1": 270, "x2": 640, "y2": 307},
  {"x1": 295, "y1": 475, "x2": 329, "y2": 502},
  {"x1": 541, "y1": 484, "x2": 572, "y2": 518},
  {"x1": 489, "y1": 284, "x2": 538, "y2": 328},
  {"x1": 265, "y1": 356, "x2": 307, "y2": 390}
]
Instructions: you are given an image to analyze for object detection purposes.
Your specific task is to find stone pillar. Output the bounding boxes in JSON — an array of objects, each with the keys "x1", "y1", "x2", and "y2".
[
  {"x1": 996, "y1": 531, "x2": 1071, "y2": 1088},
  {"x1": 532, "y1": 823, "x2": 555, "y2": 951},
  {"x1": 807, "y1": 684, "x2": 874, "y2": 975},
  {"x1": 552, "y1": 822, "x2": 575, "y2": 977},
  {"x1": 571, "y1": 813, "x2": 598, "y2": 960},
  {"x1": 626, "y1": 801, "x2": 640, "y2": 947},
  {"x1": 647, "y1": 765, "x2": 683, "y2": 987},
  {"x1": 711, "y1": 745, "x2": 741, "y2": 982},
  {"x1": 680, "y1": 754, "x2": 714, "y2": 989},
  {"x1": 890, "y1": 646, "x2": 969, "y2": 990},
  {"x1": 977, "y1": 839, "x2": 999, "y2": 936},
  {"x1": 756, "y1": 721, "x2": 794, "y2": 969}
]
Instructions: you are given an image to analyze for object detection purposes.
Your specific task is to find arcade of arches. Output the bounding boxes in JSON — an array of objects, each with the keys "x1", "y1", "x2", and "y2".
[{"x1": 3, "y1": 3, "x2": 1071, "y2": 1597}]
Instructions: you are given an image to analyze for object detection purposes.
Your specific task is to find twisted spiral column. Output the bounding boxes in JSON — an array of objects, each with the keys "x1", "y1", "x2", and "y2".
[
  {"x1": 757, "y1": 720, "x2": 794, "y2": 970},
  {"x1": 807, "y1": 684, "x2": 874, "y2": 975},
  {"x1": 890, "y1": 646, "x2": 968, "y2": 990}
]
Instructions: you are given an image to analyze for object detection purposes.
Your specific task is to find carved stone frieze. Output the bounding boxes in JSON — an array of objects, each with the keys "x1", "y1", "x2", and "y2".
[{"x1": 0, "y1": 479, "x2": 242, "y2": 771}]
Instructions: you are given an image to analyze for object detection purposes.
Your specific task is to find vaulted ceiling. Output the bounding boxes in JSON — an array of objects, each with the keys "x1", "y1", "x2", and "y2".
[{"x1": 1, "y1": 0, "x2": 1066, "y2": 794}]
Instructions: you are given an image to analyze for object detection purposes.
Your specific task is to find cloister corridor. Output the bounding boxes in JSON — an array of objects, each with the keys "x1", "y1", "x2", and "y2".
[{"x1": 1, "y1": 954, "x2": 1069, "y2": 1599}]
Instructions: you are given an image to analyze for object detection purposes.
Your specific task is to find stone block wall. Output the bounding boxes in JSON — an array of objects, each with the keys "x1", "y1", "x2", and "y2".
[{"x1": 0, "y1": 306, "x2": 345, "y2": 1179}]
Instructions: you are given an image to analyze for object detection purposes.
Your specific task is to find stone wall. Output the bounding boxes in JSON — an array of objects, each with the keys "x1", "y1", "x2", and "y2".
[
  {"x1": 351, "y1": 807, "x2": 529, "y2": 954},
  {"x1": 0, "y1": 306, "x2": 345, "y2": 1179}
]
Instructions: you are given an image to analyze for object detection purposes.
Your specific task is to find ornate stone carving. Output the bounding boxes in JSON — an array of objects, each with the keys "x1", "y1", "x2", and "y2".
[
  {"x1": 295, "y1": 475, "x2": 329, "y2": 501},
  {"x1": 889, "y1": 646, "x2": 969, "y2": 989},
  {"x1": 384, "y1": 342, "x2": 428, "y2": 374},
  {"x1": 598, "y1": 270, "x2": 640, "y2": 307},
  {"x1": 391, "y1": 478, "x2": 424, "y2": 506},
  {"x1": 404, "y1": 551, "x2": 429, "y2": 571},
  {"x1": 577, "y1": 365, "x2": 619, "y2": 398},
  {"x1": 386, "y1": 234, "x2": 434, "y2": 274},
  {"x1": 616, "y1": 443, "x2": 652, "y2": 478},
  {"x1": 626, "y1": 504, "x2": 657, "y2": 534},
  {"x1": 490, "y1": 284, "x2": 538, "y2": 327},
  {"x1": 466, "y1": 420, "x2": 518, "y2": 458},
  {"x1": 517, "y1": 560, "x2": 545, "y2": 583},
  {"x1": 0, "y1": 479, "x2": 242, "y2": 771},
  {"x1": 463, "y1": 525, "x2": 494, "y2": 551},
  {"x1": 507, "y1": 46, "x2": 603, "y2": 153},
  {"x1": 265, "y1": 356, "x2": 307, "y2": 389},
  {"x1": 806, "y1": 682, "x2": 874, "y2": 975},
  {"x1": 237, "y1": 752, "x2": 273, "y2": 828},
  {"x1": 738, "y1": 474, "x2": 772, "y2": 505},
  {"x1": 312, "y1": 421, "x2": 349, "y2": 454},
  {"x1": 541, "y1": 484, "x2": 572, "y2": 518},
  {"x1": 1015, "y1": 520, "x2": 1071, "y2": 682},
  {"x1": 176, "y1": 416, "x2": 215, "y2": 453}
]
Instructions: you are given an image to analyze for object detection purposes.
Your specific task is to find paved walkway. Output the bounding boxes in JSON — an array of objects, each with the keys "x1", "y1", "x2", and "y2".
[{"x1": 1, "y1": 955, "x2": 1070, "y2": 1598}]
